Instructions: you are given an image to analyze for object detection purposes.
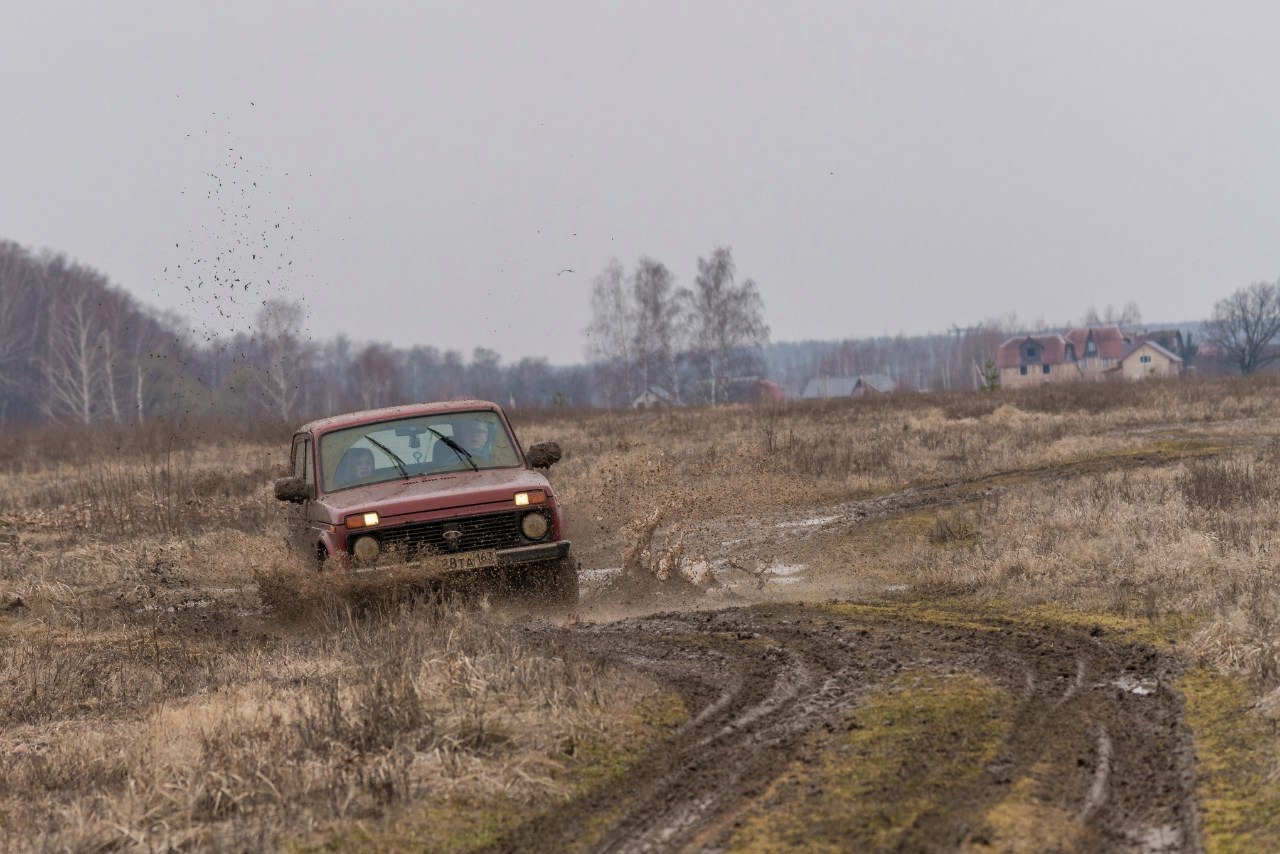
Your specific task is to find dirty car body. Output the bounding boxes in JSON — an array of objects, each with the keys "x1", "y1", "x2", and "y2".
[{"x1": 274, "y1": 400, "x2": 575, "y2": 603}]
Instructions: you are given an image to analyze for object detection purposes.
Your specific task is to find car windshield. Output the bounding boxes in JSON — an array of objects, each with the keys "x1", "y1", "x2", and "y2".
[{"x1": 319, "y1": 410, "x2": 520, "y2": 492}]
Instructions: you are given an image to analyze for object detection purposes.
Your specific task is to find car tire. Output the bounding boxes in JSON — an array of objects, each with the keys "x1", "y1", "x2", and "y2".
[{"x1": 536, "y1": 556, "x2": 579, "y2": 607}]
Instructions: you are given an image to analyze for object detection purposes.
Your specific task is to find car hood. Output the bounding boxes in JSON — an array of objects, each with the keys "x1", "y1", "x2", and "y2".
[{"x1": 317, "y1": 467, "x2": 552, "y2": 520}]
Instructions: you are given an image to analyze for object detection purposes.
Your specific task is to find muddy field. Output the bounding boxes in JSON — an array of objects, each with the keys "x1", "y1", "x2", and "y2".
[{"x1": 3, "y1": 378, "x2": 1280, "y2": 851}]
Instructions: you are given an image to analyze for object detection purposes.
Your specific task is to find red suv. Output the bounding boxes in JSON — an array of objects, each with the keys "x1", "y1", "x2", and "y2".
[{"x1": 274, "y1": 400, "x2": 576, "y2": 604}]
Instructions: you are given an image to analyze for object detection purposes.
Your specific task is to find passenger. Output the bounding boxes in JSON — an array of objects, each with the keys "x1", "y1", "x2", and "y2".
[{"x1": 335, "y1": 446, "x2": 375, "y2": 486}]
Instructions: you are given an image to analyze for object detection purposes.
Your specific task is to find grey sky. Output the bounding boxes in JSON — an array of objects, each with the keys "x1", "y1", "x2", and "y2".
[{"x1": 4, "y1": 2, "x2": 1279, "y2": 364}]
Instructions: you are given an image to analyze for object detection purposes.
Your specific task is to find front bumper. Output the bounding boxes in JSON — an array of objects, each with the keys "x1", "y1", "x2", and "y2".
[
  {"x1": 496, "y1": 540, "x2": 572, "y2": 566},
  {"x1": 345, "y1": 540, "x2": 571, "y2": 577}
]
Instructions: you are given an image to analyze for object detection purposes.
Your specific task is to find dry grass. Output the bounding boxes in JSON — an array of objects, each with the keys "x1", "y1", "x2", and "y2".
[
  {"x1": 6, "y1": 375, "x2": 1280, "y2": 849},
  {"x1": 879, "y1": 448, "x2": 1280, "y2": 683},
  {"x1": 0, "y1": 591, "x2": 655, "y2": 851}
]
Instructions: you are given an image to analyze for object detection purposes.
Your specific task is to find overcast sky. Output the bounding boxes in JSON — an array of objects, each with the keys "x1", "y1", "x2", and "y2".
[{"x1": 5, "y1": 2, "x2": 1279, "y2": 364}]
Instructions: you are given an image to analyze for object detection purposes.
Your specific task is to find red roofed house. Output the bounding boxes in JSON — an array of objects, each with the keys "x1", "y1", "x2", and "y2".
[
  {"x1": 1065, "y1": 326, "x2": 1130, "y2": 378},
  {"x1": 996, "y1": 334, "x2": 1079, "y2": 389}
]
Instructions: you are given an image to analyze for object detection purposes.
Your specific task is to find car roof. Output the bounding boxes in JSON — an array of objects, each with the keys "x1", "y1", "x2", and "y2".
[{"x1": 296, "y1": 399, "x2": 503, "y2": 436}]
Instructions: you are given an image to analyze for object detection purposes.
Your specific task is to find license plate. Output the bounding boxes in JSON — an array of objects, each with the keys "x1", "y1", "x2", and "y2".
[{"x1": 420, "y1": 549, "x2": 498, "y2": 573}]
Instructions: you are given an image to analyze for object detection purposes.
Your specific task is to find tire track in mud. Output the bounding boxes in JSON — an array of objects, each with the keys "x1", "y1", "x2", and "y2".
[
  {"x1": 497, "y1": 605, "x2": 1201, "y2": 853},
  {"x1": 697, "y1": 443, "x2": 1229, "y2": 574}
]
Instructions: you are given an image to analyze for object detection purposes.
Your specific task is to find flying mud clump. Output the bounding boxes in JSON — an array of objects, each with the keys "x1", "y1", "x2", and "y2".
[{"x1": 603, "y1": 508, "x2": 720, "y2": 603}]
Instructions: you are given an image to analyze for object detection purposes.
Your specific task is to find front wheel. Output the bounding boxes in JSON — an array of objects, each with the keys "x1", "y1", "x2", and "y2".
[{"x1": 533, "y1": 556, "x2": 579, "y2": 607}]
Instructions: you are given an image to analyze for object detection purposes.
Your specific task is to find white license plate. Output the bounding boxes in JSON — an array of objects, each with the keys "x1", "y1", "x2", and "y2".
[{"x1": 420, "y1": 549, "x2": 498, "y2": 573}]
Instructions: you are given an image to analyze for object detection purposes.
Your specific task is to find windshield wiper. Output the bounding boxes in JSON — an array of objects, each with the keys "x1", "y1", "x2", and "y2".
[
  {"x1": 362, "y1": 435, "x2": 410, "y2": 479},
  {"x1": 425, "y1": 426, "x2": 478, "y2": 472}
]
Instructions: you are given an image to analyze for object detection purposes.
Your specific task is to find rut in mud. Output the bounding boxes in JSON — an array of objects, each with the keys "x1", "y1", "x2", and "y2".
[{"x1": 492, "y1": 603, "x2": 1200, "y2": 853}]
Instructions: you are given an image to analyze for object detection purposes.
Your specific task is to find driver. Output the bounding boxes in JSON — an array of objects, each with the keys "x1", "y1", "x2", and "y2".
[
  {"x1": 442, "y1": 416, "x2": 493, "y2": 463},
  {"x1": 456, "y1": 417, "x2": 493, "y2": 459}
]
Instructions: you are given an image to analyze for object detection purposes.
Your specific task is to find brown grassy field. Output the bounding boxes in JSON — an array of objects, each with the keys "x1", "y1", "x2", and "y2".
[{"x1": 3, "y1": 376, "x2": 1280, "y2": 850}]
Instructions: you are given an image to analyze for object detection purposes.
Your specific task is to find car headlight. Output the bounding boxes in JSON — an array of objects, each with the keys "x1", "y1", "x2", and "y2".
[
  {"x1": 514, "y1": 490, "x2": 546, "y2": 507},
  {"x1": 520, "y1": 512, "x2": 550, "y2": 540},
  {"x1": 346, "y1": 511, "x2": 380, "y2": 529},
  {"x1": 352, "y1": 535, "x2": 380, "y2": 565}
]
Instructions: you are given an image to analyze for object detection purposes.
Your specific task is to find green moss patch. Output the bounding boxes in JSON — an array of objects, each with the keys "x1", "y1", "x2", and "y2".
[
  {"x1": 1147, "y1": 438, "x2": 1227, "y2": 456},
  {"x1": 296, "y1": 798, "x2": 526, "y2": 854},
  {"x1": 1015, "y1": 601, "x2": 1196, "y2": 649},
  {"x1": 570, "y1": 689, "x2": 688, "y2": 795},
  {"x1": 1180, "y1": 669, "x2": 1280, "y2": 853},
  {"x1": 726, "y1": 671, "x2": 1010, "y2": 852}
]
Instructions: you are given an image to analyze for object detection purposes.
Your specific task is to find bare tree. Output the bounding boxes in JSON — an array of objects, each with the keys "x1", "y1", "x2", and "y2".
[
  {"x1": 1082, "y1": 301, "x2": 1142, "y2": 328},
  {"x1": 585, "y1": 259, "x2": 635, "y2": 406},
  {"x1": 507, "y1": 356, "x2": 553, "y2": 408},
  {"x1": 681, "y1": 247, "x2": 769, "y2": 404},
  {"x1": 250, "y1": 299, "x2": 306, "y2": 422},
  {"x1": 0, "y1": 242, "x2": 43, "y2": 398},
  {"x1": 43, "y1": 292, "x2": 104, "y2": 424},
  {"x1": 1207, "y1": 280, "x2": 1280, "y2": 375},
  {"x1": 400, "y1": 344, "x2": 441, "y2": 402},
  {"x1": 469, "y1": 347, "x2": 504, "y2": 402},
  {"x1": 438, "y1": 350, "x2": 466, "y2": 400},
  {"x1": 632, "y1": 257, "x2": 681, "y2": 401},
  {"x1": 351, "y1": 344, "x2": 402, "y2": 410}
]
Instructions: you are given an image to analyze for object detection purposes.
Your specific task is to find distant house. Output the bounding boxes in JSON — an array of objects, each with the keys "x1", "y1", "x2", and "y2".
[
  {"x1": 631, "y1": 387, "x2": 674, "y2": 409},
  {"x1": 801, "y1": 374, "x2": 896, "y2": 399},
  {"x1": 1134, "y1": 329, "x2": 1185, "y2": 358},
  {"x1": 722, "y1": 376, "x2": 787, "y2": 404},
  {"x1": 1109, "y1": 340, "x2": 1182, "y2": 380},
  {"x1": 996, "y1": 334, "x2": 1080, "y2": 388},
  {"x1": 996, "y1": 325, "x2": 1184, "y2": 388},
  {"x1": 757, "y1": 379, "x2": 787, "y2": 402}
]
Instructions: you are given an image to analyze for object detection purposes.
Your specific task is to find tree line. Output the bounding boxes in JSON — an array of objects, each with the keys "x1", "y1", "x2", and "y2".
[
  {"x1": 0, "y1": 240, "x2": 597, "y2": 427},
  {"x1": 5, "y1": 232, "x2": 1278, "y2": 428}
]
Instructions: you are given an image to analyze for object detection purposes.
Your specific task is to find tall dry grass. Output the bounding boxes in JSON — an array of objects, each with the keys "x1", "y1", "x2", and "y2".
[
  {"x1": 903, "y1": 449, "x2": 1280, "y2": 683},
  {"x1": 0, "y1": 581, "x2": 653, "y2": 850}
]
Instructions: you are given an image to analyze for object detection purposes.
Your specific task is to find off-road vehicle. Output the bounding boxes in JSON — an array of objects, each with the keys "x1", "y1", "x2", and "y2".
[{"x1": 273, "y1": 400, "x2": 576, "y2": 604}]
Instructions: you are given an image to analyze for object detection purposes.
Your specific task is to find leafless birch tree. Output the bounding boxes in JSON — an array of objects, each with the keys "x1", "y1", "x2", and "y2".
[
  {"x1": 250, "y1": 299, "x2": 306, "y2": 422},
  {"x1": 632, "y1": 257, "x2": 681, "y2": 401},
  {"x1": 681, "y1": 247, "x2": 769, "y2": 404},
  {"x1": 586, "y1": 259, "x2": 635, "y2": 406},
  {"x1": 43, "y1": 292, "x2": 104, "y2": 424}
]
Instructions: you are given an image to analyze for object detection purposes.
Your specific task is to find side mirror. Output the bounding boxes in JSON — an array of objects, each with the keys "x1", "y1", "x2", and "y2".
[
  {"x1": 274, "y1": 476, "x2": 310, "y2": 503},
  {"x1": 526, "y1": 441, "x2": 562, "y2": 470}
]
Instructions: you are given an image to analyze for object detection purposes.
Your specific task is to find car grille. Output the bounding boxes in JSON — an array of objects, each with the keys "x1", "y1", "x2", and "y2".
[{"x1": 363, "y1": 510, "x2": 530, "y2": 559}]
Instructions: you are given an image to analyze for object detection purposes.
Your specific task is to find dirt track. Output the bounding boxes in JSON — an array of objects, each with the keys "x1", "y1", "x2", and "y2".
[
  {"x1": 485, "y1": 444, "x2": 1224, "y2": 852},
  {"x1": 492, "y1": 604, "x2": 1198, "y2": 853}
]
